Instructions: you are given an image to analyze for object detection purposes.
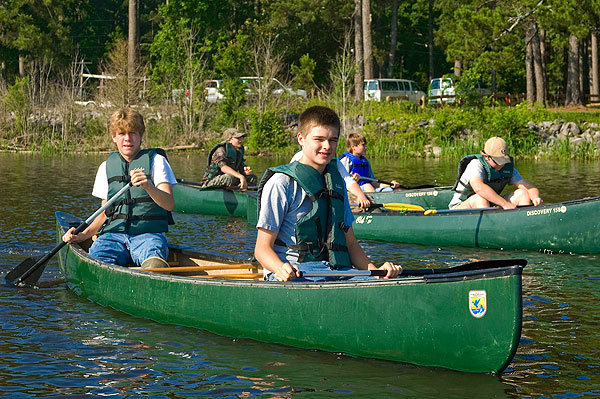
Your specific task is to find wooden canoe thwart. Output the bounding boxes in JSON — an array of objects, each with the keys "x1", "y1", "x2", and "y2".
[{"x1": 56, "y1": 211, "x2": 525, "y2": 374}]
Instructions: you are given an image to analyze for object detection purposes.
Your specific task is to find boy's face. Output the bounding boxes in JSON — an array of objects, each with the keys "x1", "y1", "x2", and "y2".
[
  {"x1": 298, "y1": 125, "x2": 338, "y2": 172},
  {"x1": 351, "y1": 142, "x2": 367, "y2": 157},
  {"x1": 112, "y1": 129, "x2": 142, "y2": 162},
  {"x1": 227, "y1": 136, "x2": 243, "y2": 149}
]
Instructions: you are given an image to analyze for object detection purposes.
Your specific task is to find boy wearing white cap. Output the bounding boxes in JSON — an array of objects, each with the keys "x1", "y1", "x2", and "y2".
[{"x1": 449, "y1": 136, "x2": 542, "y2": 210}]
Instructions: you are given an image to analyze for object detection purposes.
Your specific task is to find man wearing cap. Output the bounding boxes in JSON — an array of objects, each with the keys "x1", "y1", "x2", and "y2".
[
  {"x1": 202, "y1": 128, "x2": 258, "y2": 190},
  {"x1": 449, "y1": 136, "x2": 542, "y2": 210}
]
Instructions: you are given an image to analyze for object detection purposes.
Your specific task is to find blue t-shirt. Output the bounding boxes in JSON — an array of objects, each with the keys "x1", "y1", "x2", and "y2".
[{"x1": 256, "y1": 172, "x2": 354, "y2": 276}]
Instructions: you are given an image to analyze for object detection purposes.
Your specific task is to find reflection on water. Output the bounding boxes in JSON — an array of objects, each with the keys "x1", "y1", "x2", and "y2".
[{"x1": 1, "y1": 152, "x2": 599, "y2": 397}]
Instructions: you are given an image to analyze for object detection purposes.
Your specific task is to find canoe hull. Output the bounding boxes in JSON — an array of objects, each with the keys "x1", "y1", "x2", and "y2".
[
  {"x1": 56, "y1": 213, "x2": 523, "y2": 374},
  {"x1": 173, "y1": 182, "x2": 249, "y2": 217},
  {"x1": 353, "y1": 196, "x2": 600, "y2": 254}
]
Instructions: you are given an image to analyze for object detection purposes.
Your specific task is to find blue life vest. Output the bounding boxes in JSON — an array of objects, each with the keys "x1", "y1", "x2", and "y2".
[
  {"x1": 257, "y1": 160, "x2": 352, "y2": 268},
  {"x1": 452, "y1": 153, "x2": 514, "y2": 201},
  {"x1": 338, "y1": 152, "x2": 371, "y2": 186},
  {"x1": 101, "y1": 148, "x2": 174, "y2": 235}
]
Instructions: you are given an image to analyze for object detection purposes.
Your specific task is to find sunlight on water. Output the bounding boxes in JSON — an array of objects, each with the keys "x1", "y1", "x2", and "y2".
[{"x1": 1, "y1": 152, "x2": 599, "y2": 397}]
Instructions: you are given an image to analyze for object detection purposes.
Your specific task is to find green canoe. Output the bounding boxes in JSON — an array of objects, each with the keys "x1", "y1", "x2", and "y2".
[
  {"x1": 351, "y1": 196, "x2": 600, "y2": 254},
  {"x1": 173, "y1": 178, "x2": 253, "y2": 217},
  {"x1": 56, "y1": 211, "x2": 525, "y2": 374}
]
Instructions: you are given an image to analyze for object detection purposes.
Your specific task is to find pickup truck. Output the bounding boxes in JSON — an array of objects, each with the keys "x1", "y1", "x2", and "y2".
[
  {"x1": 428, "y1": 77, "x2": 491, "y2": 105},
  {"x1": 204, "y1": 77, "x2": 306, "y2": 103}
]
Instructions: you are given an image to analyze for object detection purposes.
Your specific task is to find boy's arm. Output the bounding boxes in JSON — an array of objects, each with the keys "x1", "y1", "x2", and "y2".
[
  {"x1": 62, "y1": 202, "x2": 106, "y2": 243},
  {"x1": 344, "y1": 227, "x2": 401, "y2": 278},
  {"x1": 130, "y1": 169, "x2": 175, "y2": 211},
  {"x1": 220, "y1": 164, "x2": 248, "y2": 189},
  {"x1": 470, "y1": 176, "x2": 515, "y2": 209},
  {"x1": 254, "y1": 228, "x2": 300, "y2": 281}
]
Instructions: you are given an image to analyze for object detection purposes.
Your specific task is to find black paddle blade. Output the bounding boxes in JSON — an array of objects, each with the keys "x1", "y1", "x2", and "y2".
[{"x1": 5, "y1": 256, "x2": 43, "y2": 286}]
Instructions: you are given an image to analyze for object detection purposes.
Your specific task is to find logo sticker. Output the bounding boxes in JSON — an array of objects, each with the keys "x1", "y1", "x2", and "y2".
[{"x1": 469, "y1": 290, "x2": 487, "y2": 318}]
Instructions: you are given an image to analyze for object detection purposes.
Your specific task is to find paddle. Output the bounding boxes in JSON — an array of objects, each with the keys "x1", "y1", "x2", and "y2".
[
  {"x1": 5, "y1": 182, "x2": 133, "y2": 287},
  {"x1": 351, "y1": 202, "x2": 425, "y2": 211},
  {"x1": 359, "y1": 176, "x2": 437, "y2": 190},
  {"x1": 299, "y1": 258, "x2": 527, "y2": 278},
  {"x1": 177, "y1": 178, "x2": 257, "y2": 190}
]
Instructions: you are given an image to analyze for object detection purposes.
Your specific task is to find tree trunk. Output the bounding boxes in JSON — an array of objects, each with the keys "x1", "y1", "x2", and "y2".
[
  {"x1": 387, "y1": 0, "x2": 399, "y2": 78},
  {"x1": 540, "y1": 28, "x2": 548, "y2": 101},
  {"x1": 19, "y1": 54, "x2": 25, "y2": 77},
  {"x1": 526, "y1": 24, "x2": 535, "y2": 104},
  {"x1": 0, "y1": 60, "x2": 6, "y2": 89},
  {"x1": 453, "y1": 60, "x2": 462, "y2": 76},
  {"x1": 531, "y1": 25, "x2": 546, "y2": 105},
  {"x1": 592, "y1": 31, "x2": 599, "y2": 103},
  {"x1": 128, "y1": 0, "x2": 139, "y2": 102},
  {"x1": 565, "y1": 34, "x2": 582, "y2": 106},
  {"x1": 428, "y1": 0, "x2": 434, "y2": 81},
  {"x1": 354, "y1": 0, "x2": 364, "y2": 101},
  {"x1": 362, "y1": 0, "x2": 373, "y2": 79}
]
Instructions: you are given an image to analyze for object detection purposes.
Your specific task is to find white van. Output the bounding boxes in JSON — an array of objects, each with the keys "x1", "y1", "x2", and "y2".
[{"x1": 363, "y1": 79, "x2": 425, "y2": 105}]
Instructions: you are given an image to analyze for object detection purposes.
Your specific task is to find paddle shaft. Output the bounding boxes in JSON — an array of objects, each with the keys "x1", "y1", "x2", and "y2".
[
  {"x1": 177, "y1": 178, "x2": 257, "y2": 190},
  {"x1": 359, "y1": 176, "x2": 437, "y2": 190},
  {"x1": 8, "y1": 183, "x2": 132, "y2": 286},
  {"x1": 299, "y1": 259, "x2": 526, "y2": 278},
  {"x1": 350, "y1": 202, "x2": 425, "y2": 211}
]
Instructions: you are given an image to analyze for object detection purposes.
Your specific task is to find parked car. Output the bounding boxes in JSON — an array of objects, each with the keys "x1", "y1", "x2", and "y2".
[
  {"x1": 363, "y1": 79, "x2": 426, "y2": 105},
  {"x1": 204, "y1": 77, "x2": 306, "y2": 103},
  {"x1": 240, "y1": 77, "x2": 307, "y2": 99},
  {"x1": 204, "y1": 79, "x2": 224, "y2": 103},
  {"x1": 428, "y1": 77, "x2": 491, "y2": 105}
]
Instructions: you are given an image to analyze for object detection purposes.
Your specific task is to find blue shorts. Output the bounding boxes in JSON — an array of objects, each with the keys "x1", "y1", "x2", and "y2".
[
  {"x1": 89, "y1": 232, "x2": 168, "y2": 266},
  {"x1": 265, "y1": 261, "x2": 374, "y2": 282}
]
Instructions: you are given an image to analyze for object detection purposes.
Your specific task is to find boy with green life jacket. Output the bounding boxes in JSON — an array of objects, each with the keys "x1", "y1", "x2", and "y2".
[
  {"x1": 202, "y1": 128, "x2": 258, "y2": 190},
  {"x1": 62, "y1": 108, "x2": 177, "y2": 269},
  {"x1": 449, "y1": 136, "x2": 543, "y2": 210},
  {"x1": 254, "y1": 105, "x2": 401, "y2": 282}
]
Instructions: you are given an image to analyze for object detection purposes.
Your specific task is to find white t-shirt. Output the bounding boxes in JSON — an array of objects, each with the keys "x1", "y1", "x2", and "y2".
[
  {"x1": 449, "y1": 158, "x2": 524, "y2": 208},
  {"x1": 290, "y1": 150, "x2": 355, "y2": 189},
  {"x1": 92, "y1": 153, "x2": 177, "y2": 200}
]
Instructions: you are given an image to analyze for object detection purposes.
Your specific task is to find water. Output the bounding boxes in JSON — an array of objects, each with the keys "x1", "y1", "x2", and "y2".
[{"x1": 1, "y1": 152, "x2": 599, "y2": 398}]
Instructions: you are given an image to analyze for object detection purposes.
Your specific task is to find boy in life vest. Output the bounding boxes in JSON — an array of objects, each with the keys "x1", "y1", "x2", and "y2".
[
  {"x1": 338, "y1": 133, "x2": 400, "y2": 192},
  {"x1": 202, "y1": 128, "x2": 258, "y2": 190},
  {"x1": 290, "y1": 150, "x2": 372, "y2": 209},
  {"x1": 254, "y1": 106, "x2": 401, "y2": 282},
  {"x1": 449, "y1": 136, "x2": 543, "y2": 210},
  {"x1": 62, "y1": 108, "x2": 177, "y2": 269}
]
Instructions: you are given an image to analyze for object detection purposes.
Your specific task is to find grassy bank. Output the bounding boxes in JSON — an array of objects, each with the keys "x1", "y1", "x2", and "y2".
[{"x1": 1, "y1": 91, "x2": 599, "y2": 160}]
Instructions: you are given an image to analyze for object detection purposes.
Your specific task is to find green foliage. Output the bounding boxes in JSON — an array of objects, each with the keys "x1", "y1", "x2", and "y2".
[
  {"x1": 3, "y1": 77, "x2": 31, "y2": 136},
  {"x1": 244, "y1": 109, "x2": 290, "y2": 153},
  {"x1": 291, "y1": 54, "x2": 316, "y2": 92}
]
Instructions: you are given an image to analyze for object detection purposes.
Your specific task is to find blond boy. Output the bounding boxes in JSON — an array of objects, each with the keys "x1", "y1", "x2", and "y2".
[{"x1": 62, "y1": 108, "x2": 177, "y2": 268}]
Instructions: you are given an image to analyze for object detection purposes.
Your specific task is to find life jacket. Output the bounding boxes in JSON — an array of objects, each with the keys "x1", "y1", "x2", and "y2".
[
  {"x1": 338, "y1": 152, "x2": 371, "y2": 186},
  {"x1": 452, "y1": 153, "x2": 514, "y2": 201},
  {"x1": 203, "y1": 142, "x2": 244, "y2": 181},
  {"x1": 101, "y1": 148, "x2": 174, "y2": 235},
  {"x1": 257, "y1": 160, "x2": 352, "y2": 268}
]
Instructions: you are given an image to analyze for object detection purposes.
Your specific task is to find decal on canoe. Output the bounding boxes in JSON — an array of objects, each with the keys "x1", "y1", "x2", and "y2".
[
  {"x1": 405, "y1": 190, "x2": 439, "y2": 198},
  {"x1": 355, "y1": 215, "x2": 373, "y2": 224},
  {"x1": 526, "y1": 205, "x2": 567, "y2": 217},
  {"x1": 469, "y1": 290, "x2": 487, "y2": 318}
]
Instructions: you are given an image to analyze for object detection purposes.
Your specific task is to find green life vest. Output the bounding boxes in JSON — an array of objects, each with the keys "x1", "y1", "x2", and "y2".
[
  {"x1": 203, "y1": 142, "x2": 245, "y2": 181},
  {"x1": 257, "y1": 160, "x2": 352, "y2": 269},
  {"x1": 452, "y1": 153, "x2": 514, "y2": 201},
  {"x1": 101, "y1": 148, "x2": 173, "y2": 235}
]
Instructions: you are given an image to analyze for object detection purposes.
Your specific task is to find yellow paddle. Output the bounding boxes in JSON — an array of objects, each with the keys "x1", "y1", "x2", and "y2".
[{"x1": 351, "y1": 202, "x2": 425, "y2": 211}]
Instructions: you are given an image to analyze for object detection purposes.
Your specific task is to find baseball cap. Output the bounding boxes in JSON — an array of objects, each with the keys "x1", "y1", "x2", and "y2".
[
  {"x1": 223, "y1": 128, "x2": 247, "y2": 140},
  {"x1": 483, "y1": 137, "x2": 511, "y2": 165}
]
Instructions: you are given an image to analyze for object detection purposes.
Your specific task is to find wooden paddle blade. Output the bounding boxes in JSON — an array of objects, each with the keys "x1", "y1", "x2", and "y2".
[{"x1": 4, "y1": 256, "x2": 43, "y2": 285}]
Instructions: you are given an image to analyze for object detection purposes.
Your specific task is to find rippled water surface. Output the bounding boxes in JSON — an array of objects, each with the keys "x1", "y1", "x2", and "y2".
[{"x1": 1, "y1": 152, "x2": 599, "y2": 398}]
